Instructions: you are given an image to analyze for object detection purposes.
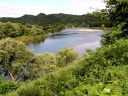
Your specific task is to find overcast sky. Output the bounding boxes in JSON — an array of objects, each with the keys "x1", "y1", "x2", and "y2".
[{"x1": 0, "y1": 0, "x2": 106, "y2": 17}]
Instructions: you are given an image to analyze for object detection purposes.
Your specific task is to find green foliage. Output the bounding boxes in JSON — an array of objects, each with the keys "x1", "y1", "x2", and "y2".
[
  {"x1": 74, "y1": 40, "x2": 128, "y2": 83},
  {"x1": 15, "y1": 35, "x2": 46, "y2": 44},
  {"x1": 101, "y1": 26, "x2": 122, "y2": 45},
  {"x1": 56, "y1": 48, "x2": 78, "y2": 67},
  {"x1": 105, "y1": 0, "x2": 128, "y2": 37},
  {"x1": 28, "y1": 49, "x2": 78, "y2": 79},
  {"x1": 0, "y1": 22, "x2": 68, "y2": 44},
  {"x1": 106, "y1": 0, "x2": 128, "y2": 24},
  {"x1": 0, "y1": 13, "x2": 109, "y2": 27},
  {"x1": 0, "y1": 1, "x2": 128, "y2": 95},
  {"x1": 0, "y1": 38, "x2": 33, "y2": 81},
  {"x1": 64, "y1": 82, "x2": 111, "y2": 96},
  {"x1": 28, "y1": 53, "x2": 57, "y2": 79},
  {"x1": 16, "y1": 82, "x2": 42, "y2": 96},
  {"x1": 0, "y1": 81, "x2": 19, "y2": 94},
  {"x1": 3, "y1": 39, "x2": 128, "y2": 95},
  {"x1": 102, "y1": 23, "x2": 125, "y2": 45},
  {"x1": 0, "y1": 39, "x2": 78, "y2": 82},
  {"x1": 0, "y1": 22, "x2": 45, "y2": 39}
]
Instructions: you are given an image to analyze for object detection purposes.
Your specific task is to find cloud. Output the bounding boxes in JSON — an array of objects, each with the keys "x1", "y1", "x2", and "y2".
[
  {"x1": 0, "y1": 2, "x2": 54, "y2": 17},
  {"x1": 70, "y1": 0, "x2": 106, "y2": 12},
  {"x1": 0, "y1": 0, "x2": 106, "y2": 17}
]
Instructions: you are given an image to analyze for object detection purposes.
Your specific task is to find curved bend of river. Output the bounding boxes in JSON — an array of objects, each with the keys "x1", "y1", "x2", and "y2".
[{"x1": 27, "y1": 28, "x2": 104, "y2": 55}]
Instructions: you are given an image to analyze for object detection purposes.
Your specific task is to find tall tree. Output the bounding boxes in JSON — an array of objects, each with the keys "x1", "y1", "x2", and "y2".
[
  {"x1": 0, "y1": 38, "x2": 33, "y2": 81},
  {"x1": 105, "y1": 0, "x2": 128, "y2": 37}
]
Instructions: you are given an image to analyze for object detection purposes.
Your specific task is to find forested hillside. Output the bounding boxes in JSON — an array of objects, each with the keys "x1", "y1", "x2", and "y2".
[
  {"x1": 0, "y1": 12, "x2": 110, "y2": 27},
  {"x1": 0, "y1": 0, "x2": 128, "y2": 96}
]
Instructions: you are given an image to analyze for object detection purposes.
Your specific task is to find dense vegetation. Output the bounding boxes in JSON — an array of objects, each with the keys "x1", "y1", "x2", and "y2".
[
  {"x1": 102, "y1": 0, "x2": 128, "y2": 45},
  {"x1": 0, "y1": 38, "x2": 78, "y2": 82},
  {"x1": 2, "y1": 39, "x2": 128, "y2": 96},
  {"x1": 0, "y1": 12, "x2": 110, "y2": 27},
  {"x1": 0, "y1": 11, "x2": 110, "y2": 44},
  {"x1": 0, "y1": 22, "x2": 69, "y2": 44},
  {"x1": 0, "y1": 0, "x2": 128, "y2": 95},
  {"x1": 0, "y1": 22, "x2": 45, "y2": 38}
]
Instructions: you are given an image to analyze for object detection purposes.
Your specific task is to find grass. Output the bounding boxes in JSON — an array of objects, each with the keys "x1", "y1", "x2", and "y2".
[{"x1": 15, "y1": 35, "x2": 47, "y2": 44}]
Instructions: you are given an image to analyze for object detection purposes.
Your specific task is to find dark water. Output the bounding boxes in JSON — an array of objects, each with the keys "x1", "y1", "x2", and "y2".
[{"x1": 27, "y1": 29, "x2": 104, "y2": 55}]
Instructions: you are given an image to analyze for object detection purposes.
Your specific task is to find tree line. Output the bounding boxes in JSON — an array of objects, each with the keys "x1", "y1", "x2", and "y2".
[
  {"x1": 0, "y1": 22, "x2": 70, "y2": 44},
  {"x1": 0, "y1": 12, "x2": 111, "y2": 27}
]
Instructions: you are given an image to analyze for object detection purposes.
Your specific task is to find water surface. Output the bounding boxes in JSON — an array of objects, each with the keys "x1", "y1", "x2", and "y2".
[{"x1": 27, "y1": 29, "x2": 104, "y2": 55}]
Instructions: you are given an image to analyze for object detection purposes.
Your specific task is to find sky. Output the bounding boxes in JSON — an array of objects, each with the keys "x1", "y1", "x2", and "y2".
[{"x1": 0, "y1": 0, "x2": 106, "y2": 17}]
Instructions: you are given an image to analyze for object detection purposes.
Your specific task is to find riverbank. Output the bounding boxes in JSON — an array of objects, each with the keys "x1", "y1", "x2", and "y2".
[
  {"x1": 15, "y1": 28, "x2": 106, "y2": 45},
  {"x1": 73, "y1": 28, "x2": 103, "y2": 32},
  {"x1": 71, "y1": 27, "x2": 110, "y2": 32},
  {"x1": 15, "y1": 35, "x2": 46, "y2": 45}
]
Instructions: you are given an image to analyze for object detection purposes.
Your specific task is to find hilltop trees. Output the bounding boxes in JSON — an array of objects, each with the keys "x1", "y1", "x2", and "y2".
[{"x1": 0, "y1": 13, "x2": 108, "y2": 27}]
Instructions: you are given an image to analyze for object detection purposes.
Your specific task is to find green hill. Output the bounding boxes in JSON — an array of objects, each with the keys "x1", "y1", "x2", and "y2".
[{"x1": 0, "y1": 13, "x2": 110, "y2": 27}]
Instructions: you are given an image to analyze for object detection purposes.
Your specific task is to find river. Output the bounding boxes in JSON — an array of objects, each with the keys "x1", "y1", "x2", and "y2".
[{"x1": 27, "y1": 28, "x2": 104, "y2": 55}]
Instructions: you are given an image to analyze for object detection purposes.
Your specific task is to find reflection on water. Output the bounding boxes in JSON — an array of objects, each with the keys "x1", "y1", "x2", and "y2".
[{"x1": 27, "y1": 29, "x2": 104, "y2": 55}]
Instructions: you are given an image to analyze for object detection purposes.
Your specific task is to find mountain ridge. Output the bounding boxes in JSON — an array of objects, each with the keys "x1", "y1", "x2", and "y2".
[{"x1": 0, "y1": 13, "x2": 110, "y2": 27}]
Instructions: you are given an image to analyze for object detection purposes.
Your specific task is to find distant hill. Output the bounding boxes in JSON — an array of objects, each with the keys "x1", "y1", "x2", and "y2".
[{"x1": 0, "y1": 13, "x2": 110, "y2": 27}]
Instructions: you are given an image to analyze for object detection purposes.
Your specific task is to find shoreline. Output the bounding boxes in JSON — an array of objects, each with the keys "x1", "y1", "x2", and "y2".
[{"x1": 71, "y1": 28, "x2": 103, "y2": 32}]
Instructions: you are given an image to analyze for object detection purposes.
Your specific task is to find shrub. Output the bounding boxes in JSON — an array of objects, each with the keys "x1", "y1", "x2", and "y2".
[
  {"x1": 0, "y1": 38, "x2": 33, "y2": 81},
  {"x1": 17, "y1": 82, "x2": 42, "y2": 96},
  {"x1": 0, "y1": 81, "x2": 19, "y2": 94},
  {"x1": 56, "y1": 48, "x2": 78, "y2": 67},
  {"x1": 28, "y1": 53, "x2": 57, "y2": 79},
  {"x1": 101, "y1": 24, "x2": 124, "y2": 45}
]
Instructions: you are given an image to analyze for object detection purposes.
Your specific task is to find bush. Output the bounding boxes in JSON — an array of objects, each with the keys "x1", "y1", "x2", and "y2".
[
  {"x1": 101, "y1": 24, "x2": 124, "y2": 45},
  {"x1": 64, "y1": 82, "x2": 113, "y2": 96},
  {"x1": 0, "y1": 81, "x2": 19, "y2": 94},
  {"x1": 56, "y1": 48, "x2": 78, "y2": 67},
  {"x1": 6, "y1": 92, "x2": 19, "y2": 96},
  {"x1": 28, "y1": 53, "x2": 57, "y2": 79},
  {"x1": 72, "y1": 39, "x2": 128, "y2": 83},
  {"x1": 2, "y1": 39, "x2": 128, "y2": 95},
  {"x1": 0, "y1": 22, "x2": 45, "y2": 39},
  {"x1": 17, "y1": 82, "x2": 42, "y2": 96},
  {"x1": 0, "y1": 38, "x2": 33, "y2": 81}
]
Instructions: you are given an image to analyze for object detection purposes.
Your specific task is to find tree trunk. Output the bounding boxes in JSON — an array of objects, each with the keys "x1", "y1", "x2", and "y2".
[{"x1": 8, "y1": 70, "x2": 15, "y2": 81}]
